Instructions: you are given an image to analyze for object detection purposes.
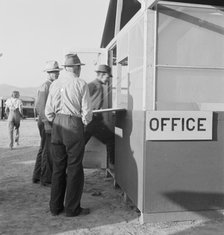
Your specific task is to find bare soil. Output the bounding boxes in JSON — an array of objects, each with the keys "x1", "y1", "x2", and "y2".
[{"x1": 0, "y1": 120, "x2": 224, "y2": 235}]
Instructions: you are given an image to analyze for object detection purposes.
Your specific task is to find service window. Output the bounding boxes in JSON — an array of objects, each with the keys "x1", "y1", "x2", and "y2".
[
  {"x1": 110, "y1": 46, "x2": 118, "y2": 108},
  {"x1": 73, "y1": 51, "x2": 105, "y2": 84},
  {"x1": 111, "y1": 45, "x2": 129, "y2": 109},
  {"x1": 156, "y1": 3, "x2": 224, "y2": 111},
  {"x1": 118, "y1": 57, "x2": 128, "y2": 109}
]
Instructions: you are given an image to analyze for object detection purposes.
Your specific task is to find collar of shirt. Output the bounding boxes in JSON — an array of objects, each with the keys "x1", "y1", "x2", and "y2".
[{"x1": 46, "y1": 78, "x2": 53, "y2": 84}]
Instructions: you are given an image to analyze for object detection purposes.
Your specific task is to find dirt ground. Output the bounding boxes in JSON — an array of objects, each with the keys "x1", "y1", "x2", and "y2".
[{"x1": 1, "y1": 119, "x2": 224, "y2": 235}]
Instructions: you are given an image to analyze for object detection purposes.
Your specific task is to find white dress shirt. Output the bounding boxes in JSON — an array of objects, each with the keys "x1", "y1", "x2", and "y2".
[
  {"x1": 5, "y1": 97, "x2": 23, "y2": 114},
  {"x1": 45, "y1": 70, "x2": 92, "y2": 125}
]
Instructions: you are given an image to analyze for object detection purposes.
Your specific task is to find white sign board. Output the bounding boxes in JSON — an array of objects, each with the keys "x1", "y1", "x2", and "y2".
[{"x1": 146, "y1": 111, "x2": 213, "y2": 140}]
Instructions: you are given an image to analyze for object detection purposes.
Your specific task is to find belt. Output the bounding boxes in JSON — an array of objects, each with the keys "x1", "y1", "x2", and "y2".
[{"x1": 56, "y1": 113, "x2": 81, "y2": 119}]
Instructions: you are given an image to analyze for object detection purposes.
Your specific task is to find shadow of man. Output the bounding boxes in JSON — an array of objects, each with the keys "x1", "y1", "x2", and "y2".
[{"x1": 114, "y1": 77, "x2": 139, "y2": 209}]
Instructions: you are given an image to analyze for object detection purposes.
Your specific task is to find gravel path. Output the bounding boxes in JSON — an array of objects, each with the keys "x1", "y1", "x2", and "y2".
[{"x1": 0, "y1": 120, "x2": 224, "y2": 235}]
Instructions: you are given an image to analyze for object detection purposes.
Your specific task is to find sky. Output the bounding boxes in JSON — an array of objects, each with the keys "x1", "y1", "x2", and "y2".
[{"x1": 0, "y1": 0, "x2": 109, "y2": 87}]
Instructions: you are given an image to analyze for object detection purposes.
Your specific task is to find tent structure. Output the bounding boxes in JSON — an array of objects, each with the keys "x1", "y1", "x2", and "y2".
[
  {"x1": 101, "y1": 0, "x2": 224, "y2": 47},
  {"x1": 98, "y1": 0, "x2": 224, "y2": 223}
]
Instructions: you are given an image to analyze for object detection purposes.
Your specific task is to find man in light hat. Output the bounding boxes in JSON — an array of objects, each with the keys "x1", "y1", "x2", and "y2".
[
  {"x1": 32, "y1": 60, "x2": 62, "y2": 186},
  {"x1": 45, "y1": 54, "x2": 92, "y2": 217},
  {"x1": 84, "y1": 64, "x2": 115, "y2": 169},
  {"x1": 5, "y1": 90, "x2": 23, "y2": 149}
]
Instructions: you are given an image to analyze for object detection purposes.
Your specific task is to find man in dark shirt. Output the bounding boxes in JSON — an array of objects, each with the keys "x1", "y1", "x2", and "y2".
[
  {"x1": 84, "y1": 64, "x2": 115, "y2": 168},
  {"x1": 32, "y1": 60, "x2": 62, "y2": 186}
]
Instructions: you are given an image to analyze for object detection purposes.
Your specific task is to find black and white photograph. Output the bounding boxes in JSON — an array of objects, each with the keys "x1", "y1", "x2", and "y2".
[{"x1": 1, "y1": 0, "x2": 224, "y2": 234}]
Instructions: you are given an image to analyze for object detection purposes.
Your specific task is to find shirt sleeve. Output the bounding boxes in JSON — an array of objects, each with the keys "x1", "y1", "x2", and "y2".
[
  {"x1": 88, "y1": 82, "x2": 96, "y2": 97},
  {"x1": 5, "y1": 99, "x2": 10, "y2": 115},
  {"x1": 18, "y1": 99, "x2": 23, "y2": 115},
  {"x1": 81, "y1": 82, "x2": 92, "y2": 125},
  {"x1": 45, "y1": 87, "x2": 55, "y2": 122},
  {"x1": 35, "y1": 90, "x2": 41, "y2": 115},
  {"x1": 5, "y1": 99, "x2": 9, "y2": 108},
  {"x1": 35, "y1": 83, "x2": 49, "y2": 120}
]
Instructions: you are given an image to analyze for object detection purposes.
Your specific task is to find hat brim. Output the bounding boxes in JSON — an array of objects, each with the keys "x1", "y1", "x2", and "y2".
[
  {"x1": 62, "y1": 63, "x2": 85, "y2": 67},
  {"x1": 95, "y1": 70, "x2": 112, "y2": 77},
  {"x1": 44, "y1": 68, "x2": 63, "y2": 72}
]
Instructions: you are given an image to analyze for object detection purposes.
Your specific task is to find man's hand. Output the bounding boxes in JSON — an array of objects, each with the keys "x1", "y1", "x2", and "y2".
[{"x1": 44, "y1": 121, "x2": 52, "y2": 133}]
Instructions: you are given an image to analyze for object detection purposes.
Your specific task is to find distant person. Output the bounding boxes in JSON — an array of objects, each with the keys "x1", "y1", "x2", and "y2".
[
  {"x1": 5, "y1": 90, "x2": 23, "y2": 149},
  {"x1": 84, "y1": 64, "x2": 115, "y2": 168},
  {"x1": 32, "y1": 61, "x2": 62, "y2": 186},
  {"x1": 45, "y1": 54, "x2": 92, "y2": 217}
]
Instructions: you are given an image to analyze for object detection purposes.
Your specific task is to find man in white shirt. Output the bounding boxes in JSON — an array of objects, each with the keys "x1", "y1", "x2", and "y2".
[
  {"x1": 5, "y1": 90, "x2": 23, "y2": 149},
  {"x1": 45, "y1": 54, "x2": 92, "y2": 217}
]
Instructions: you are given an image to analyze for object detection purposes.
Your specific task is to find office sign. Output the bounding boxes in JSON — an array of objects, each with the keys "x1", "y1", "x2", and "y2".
[{"x1": 146, "y1": 111, "x2": 213, "y2": 140}]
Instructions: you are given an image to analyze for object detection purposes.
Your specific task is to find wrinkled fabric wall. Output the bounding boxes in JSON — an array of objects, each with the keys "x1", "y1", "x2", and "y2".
[{"x1": 156, "y1": 4, "x2": 224, "y2": 110}]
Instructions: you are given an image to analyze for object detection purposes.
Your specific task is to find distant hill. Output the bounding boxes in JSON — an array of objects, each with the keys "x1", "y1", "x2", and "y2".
[{"x1": 0, "y1": 84, "x2": 38, "y2": 98}]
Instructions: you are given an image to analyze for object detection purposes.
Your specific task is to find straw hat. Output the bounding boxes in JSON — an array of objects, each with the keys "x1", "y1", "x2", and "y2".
[
  {"x1": 62, "y1": 54, "x2": 85, "y2": 67},
  {"x1": 44, "y1": 61, "x2": 62, "y2": 72}
]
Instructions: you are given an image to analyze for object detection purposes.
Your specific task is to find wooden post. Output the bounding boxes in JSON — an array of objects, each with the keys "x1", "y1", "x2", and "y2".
[{"x1": 0, "y1": 99, "x2": 3, "y2": 119}]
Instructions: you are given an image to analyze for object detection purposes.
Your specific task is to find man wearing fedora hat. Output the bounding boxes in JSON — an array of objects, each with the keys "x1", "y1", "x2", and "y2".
[
  {"x1": 84, "y1": 64, "x2": 115, "y2": 169},
  {"x1": 32, "y1": 60, "x2": 62, "y2": 186},
  {"x1": 45, "y1": 54, "x2": 92, "y2": 217}
]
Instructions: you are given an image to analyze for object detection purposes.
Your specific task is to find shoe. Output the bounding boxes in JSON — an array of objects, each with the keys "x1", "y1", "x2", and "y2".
[
  {"x1": 41, "y1": 182, "x2": 51, "y2": 187},
  {"x1": 65, "y1": 207, "x2": 90, "y2": 217},
  {"x1": 32, "y1": 178, "x2": 40, "y2": 184},
  {"x1": 51, "y1": 208, "x2": 64, "y2": 216},
  {"x1": 15, "y1": 137, "x2": 19, "y2": 145}
]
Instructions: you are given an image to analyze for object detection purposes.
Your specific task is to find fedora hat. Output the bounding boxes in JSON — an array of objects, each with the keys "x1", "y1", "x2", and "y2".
[
  {"x1": 44, "y1": 60, "x2": 62, "y2": 72},
  {"x1": 62, "y1": 54, "x2": 85, "y2": 67},
  {"x1": 95, "y1": 64, "x2": 112, "y2": 77}
]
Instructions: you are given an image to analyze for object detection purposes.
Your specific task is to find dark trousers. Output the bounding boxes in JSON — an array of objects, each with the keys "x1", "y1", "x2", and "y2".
[
  {"x1": 32, "y1": 119, "x2": 52, "y2": 184},
  {"x1": 50, "y1": 114, "x2": 85, "y2": 215},
  {"x1": 84, "y1": 115, "x2": 115, "y2": 166},
  {"x1": 41, "y1": 133, "x2": 53, "y2": 183}
]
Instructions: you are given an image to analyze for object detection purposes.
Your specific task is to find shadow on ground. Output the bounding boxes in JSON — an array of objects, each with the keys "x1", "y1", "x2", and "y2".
[{"x1": 0, "y1": 146, "x2": 139, "y2": 235}]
